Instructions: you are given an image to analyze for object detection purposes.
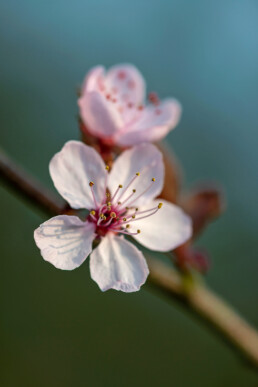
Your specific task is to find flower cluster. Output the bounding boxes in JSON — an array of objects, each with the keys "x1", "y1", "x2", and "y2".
[{"x1": 34, "y1": 64, "x2": 193, "y2": 292}]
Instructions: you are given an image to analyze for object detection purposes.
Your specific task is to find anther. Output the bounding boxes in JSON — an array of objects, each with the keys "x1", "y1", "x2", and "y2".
[
  {"x1": 158, "y1": 202, "x2": 163, "y2": 209},
  {"x1": 136, "y1": 172, "x2": 140, "y2": 176},
  {"x1": 110, "y1": 212, "x2": 116, "y2": 218},
  {"x1": 105, "y1": 165, "x2": 110, "y2": 171},
  {"x1": 107, "y1": 201, "x2": 111, "y2": 206},
  {"x1": 152, "y1": 178, "x2": 155, "y2": 182},
  {"x1": 135, "y1": 208, "x2": 139, "y2": 211},
  {"x1": 126, "y1": 224, "x2": 130, "y2": 229},
  {"x1": 89, "y1": 181, "x2": 94, "y2": 187},
  {"x1": 123, "y1": 218, "x2": 127, "y2": 221},
  {"x1": 132, "y1": 215, "x2": 136, "y2": 219},
  {"x1": 90, "y1": 210, "x2": 96, "y2": 216},
  {"x1": 132, "y1": 189, "x2": 136, "y2": 193},
  {"x1": 119, "y1": 184, "x2": 123, "y2": 188},
  {"x1": 106, "y1": 193, "x2": 111, "y2": 198},
  {"x1": 137, "y1": 229, "x2": 141, "y2": 234},
  {"x1": 118, "y1": 201, "x2": 121, "y2": 205}
]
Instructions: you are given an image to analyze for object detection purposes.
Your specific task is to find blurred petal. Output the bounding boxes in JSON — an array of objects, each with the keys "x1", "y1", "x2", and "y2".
[
  {"x1": 81, "y1": 66, "x2": 105, "y2": 94},
  {"x1": 78, "y1": 91, "x2": 123, "y2": 138},
  {"x1": 49, "y1": 141, "x2": 106, "y2": 210},
  {"x1": 106, "y1": 64, "x2": 145, "y2": 105},
  {"x1": 108, "y1": 143, "x2": 164, "y2": 207},
  {"x1": 90, "y1": 233, "x2": 149, "y2": 292},
  {"x1": 180, "y1": 185, "x2": 225, "y2": 238},
  {"x1": 132, "y1": 199, "x2": 192, "y2": 252},
  {"x1": 34, "y1": 216, "x2": 96, "y2": 270},
  {"x1": 117, "y1": 99, "x2": 181, "y2": 146}
]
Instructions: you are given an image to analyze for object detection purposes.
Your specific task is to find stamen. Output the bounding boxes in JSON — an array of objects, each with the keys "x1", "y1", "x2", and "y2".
[
  {"x1": 104, "y1": 165, "x2": 110, "y2": 193},
  {"x1": 97, "y1": 213, "x2": 106, "y2": 226},
  {"x1": 117, "y1": 173, "x2": 140, "y2": 201},
  {"x1": 111, "y1": 184, "x2": 123, "y2": 202},
  {"x1": 118, "y1": 189, "x2": 136, "y2": 207},
  {"x1": 102, "y1": 217, "x2": 114, "y2": 227},
  {"x1": 120, "y1": 204, "x2": 161, "y2": 226},
  {"x1": 89, "y1": 181, "x2": 98, "y2": 208},
  {"x1": 109, "y1": 227, "x2": 141, "y2": 236},
  {"x1": 126, "y1": 178, "x2": 156, "y2": 207},
  {"x1": 132, "y1": 204, "x2": 162, "y2": 216},
  {"x1": 89, "y1": 210, "x2": 97, "y2": 221}
]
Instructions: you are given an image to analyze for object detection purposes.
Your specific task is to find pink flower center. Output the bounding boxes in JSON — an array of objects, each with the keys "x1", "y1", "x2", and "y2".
[{"x1": 87, "y1": 169, "x2": 162, "y2": 237}]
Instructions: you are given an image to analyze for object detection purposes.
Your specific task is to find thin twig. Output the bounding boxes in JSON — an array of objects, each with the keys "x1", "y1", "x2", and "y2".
[
  {"x1": 147, "y1": 257, "x2": 258, "y2": 368},
  {"x1": 1, "y1": 149, "x2": 258, "y2": 368}
]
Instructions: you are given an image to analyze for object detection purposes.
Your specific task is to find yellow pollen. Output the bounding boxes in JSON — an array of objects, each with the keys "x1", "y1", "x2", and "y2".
[
  {"x1": 132, "y1": 215, "x2": 136, "y2": 219},
  {"x1": 152, "y1": 178, "x2": 155, "y2": 182},
  {"x1": 110, "y1": 212, "x2": 116, "y2": 218},
  {"x1": 126, "y1": 224, "x2": 130, "y2": 228},
  {"x1": 136, "y1": 172, "x2": 140, "y2": 176},
  {"x1": 132, "y1": 189, "x2": 136, "y2": 193},
  {"x1": 123, "y1": 217, "x2": 127, "y2": 221},
  {"x1": 137, "y1": 229, "x2": 141, "y2": 234},
  {"x1": 90, "y1": 210, "x2": 95, "y2": 215},
  {"x1": 158, "y1": 202, "x2": 163, "y2": 209},
  {"x1": 100, "y1": 213, "x2": 105, "y2": 219},
  {"x1": 107, "y1": 201, "x2": 111, "y2": 206},
  {"x1": 89, "y1": 181, "x2": 94, "y2": 187},
  {"x1": 105, "y1": 165, "x2": 110, "y2": 171},
  {"x1": 106, "y1": 192, "x2": 110, "y2": 198},
  {"x1": 119, "y1": 184, "x2": 123, "y2": 188},
  {"x1": 107, "y1": 206, "x2": 111, "y2": 211}
]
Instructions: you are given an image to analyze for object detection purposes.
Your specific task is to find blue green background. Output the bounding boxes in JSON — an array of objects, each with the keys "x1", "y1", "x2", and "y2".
[{"x1": 1, "y1": 1, "x2": 258, "y2": 386}]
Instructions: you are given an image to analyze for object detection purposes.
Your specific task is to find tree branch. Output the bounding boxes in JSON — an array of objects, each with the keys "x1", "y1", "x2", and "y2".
[{"x1": 1, "y1": 149, "x2": 258, "y2": 368}]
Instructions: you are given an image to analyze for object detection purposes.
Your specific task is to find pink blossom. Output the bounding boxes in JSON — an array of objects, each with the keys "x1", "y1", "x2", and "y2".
[
  {"x1": 34, "y1": 141, "x2": 191, "y2": 292},
  {"x1": 78, "y1": 64, "x2": 182, "y2": 147}
]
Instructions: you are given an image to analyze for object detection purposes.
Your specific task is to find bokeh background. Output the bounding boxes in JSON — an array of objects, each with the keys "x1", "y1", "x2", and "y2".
[{"x1": 1, "y1": 1, "x2": 258, "y2": 386}]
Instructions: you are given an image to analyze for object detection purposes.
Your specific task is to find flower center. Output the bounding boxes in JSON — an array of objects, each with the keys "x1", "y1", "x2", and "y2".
[
  {"x1": 87, "y1": 169, "x2": 162, "y2": 237},
  {"x1": 97, "y1": 74, "x2": 163, "y2": 125}
]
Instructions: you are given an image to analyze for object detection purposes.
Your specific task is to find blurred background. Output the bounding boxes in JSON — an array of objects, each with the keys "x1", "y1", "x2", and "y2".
[{"x1": 1, "y1": 1, "x2": 258, "y2": 386}]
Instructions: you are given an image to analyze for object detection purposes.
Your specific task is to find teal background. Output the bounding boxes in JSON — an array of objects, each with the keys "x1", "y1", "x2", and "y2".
[{"x1": 1, "y1": 1, "x2": 258, "y2": 386}]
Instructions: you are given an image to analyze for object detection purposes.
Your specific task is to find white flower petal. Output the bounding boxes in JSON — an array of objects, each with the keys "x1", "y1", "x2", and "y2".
[
  {"x1": 78, "y1": 91, "x2": 123, "y2": 139},
  {"x1": 131, "y1": 199, "x2": 192, "y2": 252},
  {"x1": 108, "y1": 143, "x2": 164, "y2": 207},
  {"x1": 90, "y1": 233, "x2": 149, "y2": 292},
  {"x1": 34, "y1": 216, "x2": 96, "y2": 270},
  {"x1": 106, "y1": 64, "x2": 145, "y2": 106},
  {"x1": 117, "y1": 99, "x2": 182, "y2": 146},
  {"x1": 49, "y1": 141, "x2": 106, "y2": 210},
  {"x1": 81, "y1": 66, "x2": 105, "y2": 94}
]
